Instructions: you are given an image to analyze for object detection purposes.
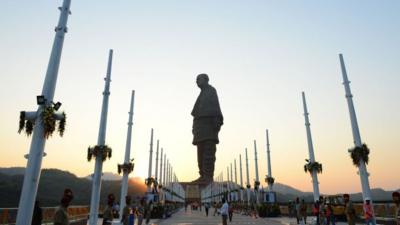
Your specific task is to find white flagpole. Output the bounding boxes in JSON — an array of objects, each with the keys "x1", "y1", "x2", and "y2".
[
  {"x1": 88, "y1": 49, "x2": 114, "y2": 225},
  {"x1": 16, "y1": 1, "x2": 72, "y2": 224},
  {"x1": 302, "y1": 92, "x2": 321, "y2": 202},
  {"x1": 118, "y1": 90, "x2": 135, "y2": 218},
  {"x1": 339, "y1": 54, "x2": 373, "y2": 204}
]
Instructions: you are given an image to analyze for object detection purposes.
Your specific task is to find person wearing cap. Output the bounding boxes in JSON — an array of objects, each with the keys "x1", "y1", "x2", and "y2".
[
  {"x1": 54, "y1": 189, "x2": 73, "y2": 225},
  {"x1": 103, "y1": 194, "x2": 115, "y2": 225},
  {"x1": 344, "y1": 194, "x2": 356, "y2": 225},
  {"x1": 363, "y1": 198, "x2": 375, "y2": 225}
]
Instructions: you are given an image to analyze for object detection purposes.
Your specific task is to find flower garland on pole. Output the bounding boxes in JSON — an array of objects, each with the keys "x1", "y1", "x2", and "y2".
[
  {"x1": 87, "y1": 145, "x2": 112, "y2": 162},
  {"x1": 265, "y1": 176, "x2": 275, "y2": 186},
  {"x1": 19, "y1": 106, "x2": 66, "y2": 138},
  {"x1": 304, "y1": 159, "x2": 323, "y2": 174},
  {"x1": 117, "y1": 161, "x2": 134, "y2": 174},
  {"x1": 349, "y1": 144, "x2": 370, "y2": 166}
]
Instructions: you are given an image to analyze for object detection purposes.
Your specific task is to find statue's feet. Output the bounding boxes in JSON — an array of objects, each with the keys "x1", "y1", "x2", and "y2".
[{"x1": 191, "y1": 176, "x2": 212, "y2": 184}]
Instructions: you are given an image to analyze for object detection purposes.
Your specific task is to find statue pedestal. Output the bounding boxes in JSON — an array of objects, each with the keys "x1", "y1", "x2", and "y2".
[{"x1": 180, "y1": 182, "x2": 203, "y2": 204}]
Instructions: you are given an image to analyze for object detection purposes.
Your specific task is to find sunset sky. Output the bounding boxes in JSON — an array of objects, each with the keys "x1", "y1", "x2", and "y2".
[{"x1": 0, "y1": 0, "x2": 399, "y2": 194}]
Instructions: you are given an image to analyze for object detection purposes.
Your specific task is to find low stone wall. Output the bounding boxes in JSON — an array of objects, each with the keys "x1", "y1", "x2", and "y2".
[{"x1": 0, "y1": 206, "x2": 89, "y2": 225}]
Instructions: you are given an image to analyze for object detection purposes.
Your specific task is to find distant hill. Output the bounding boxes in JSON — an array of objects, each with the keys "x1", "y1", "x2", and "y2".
[
  {"x1": 270, "y1": 183, "x2": 314, "y2": 202},
  {"x1": 0, "y1": 168, "x2": 146, "y2": 208},
  {"x1": 273, "y1": 182, "x2": 312, "y2": 196},
  {"x1": 265, "y1": 184, "x2": 399, "y2": 203},
  {"x1": 0, "y1": 167, "x2": 25, "y2": 176},
  {"x1": 84, "y1": 172, "x2": 122, "y2": 181},
  {"x1": 349, "y1": 188, "x2": 399, "y2": 202}
]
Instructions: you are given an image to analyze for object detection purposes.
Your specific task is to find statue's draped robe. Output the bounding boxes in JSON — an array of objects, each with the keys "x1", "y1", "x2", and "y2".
[
  {"x1": 191, "y1": 84, "x2": 223, "y2": 144},
  {"x1": 191, "y1": 84, "x2": 223, "y2": 181}
]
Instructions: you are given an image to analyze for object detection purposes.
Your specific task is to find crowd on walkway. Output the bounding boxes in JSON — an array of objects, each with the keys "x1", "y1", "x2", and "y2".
[
  {"x1": 289, "y1": 193, "x2": 400, "y2": 225},
  {"x1": 30, "y1": 188, "x2": 183, "y2": 225},
  {"x1": 29, "y1": 189, "x2": 400, "y2": 225},
  {"x1": 192, "y1": 191, "x2": 400, "y2": 225}
]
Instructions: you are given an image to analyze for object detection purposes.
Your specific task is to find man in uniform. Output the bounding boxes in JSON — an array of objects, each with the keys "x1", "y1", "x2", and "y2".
[
  {"x1": 54, "y1": 189, "x2": 73, "y2": 225},
  {"x1": 191, "y1": 73, "x2": 223, "y2": 183}
]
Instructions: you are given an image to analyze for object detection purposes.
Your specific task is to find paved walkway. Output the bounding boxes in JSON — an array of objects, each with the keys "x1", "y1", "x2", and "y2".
[
  {"x1": 149, "y1": 209, "x2": 284, "y2": 225},
  {"x1": 108, "y1": 210, "x2": 368, "y2": 225}
]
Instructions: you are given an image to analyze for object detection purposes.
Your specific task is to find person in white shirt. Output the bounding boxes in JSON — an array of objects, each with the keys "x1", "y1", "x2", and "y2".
[{"x1": 220, "y1": 198, "x2": 229, "y2": 225}]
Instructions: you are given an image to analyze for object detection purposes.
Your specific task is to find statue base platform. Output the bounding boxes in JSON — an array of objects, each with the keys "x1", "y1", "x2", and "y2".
[{"x1": 180, "y1": 182, "x2": 207, "y2": 204}]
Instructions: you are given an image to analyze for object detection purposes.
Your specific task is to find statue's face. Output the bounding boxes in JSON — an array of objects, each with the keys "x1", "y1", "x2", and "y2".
[{"x1": 196, "y1": 75, "x2": 208, "y2": 88}]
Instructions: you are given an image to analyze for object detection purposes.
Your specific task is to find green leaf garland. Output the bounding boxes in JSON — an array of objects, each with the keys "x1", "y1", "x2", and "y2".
[
  {"x1": 350, "y1": 144, "x2": 370, "y2": 166},
  {"x1": 304, "y1": 161, "x2": 323, "y2": 174}
]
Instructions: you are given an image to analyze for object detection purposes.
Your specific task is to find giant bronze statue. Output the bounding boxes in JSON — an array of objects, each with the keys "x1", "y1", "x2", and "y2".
[{"x1": 191, "y1": 74, "x2": 223, "y2": 184}]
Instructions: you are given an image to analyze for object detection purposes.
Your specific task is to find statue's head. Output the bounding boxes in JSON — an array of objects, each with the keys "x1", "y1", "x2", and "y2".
[{"x1": 196, "y1": 73, "x2": 209, "y2": 88}]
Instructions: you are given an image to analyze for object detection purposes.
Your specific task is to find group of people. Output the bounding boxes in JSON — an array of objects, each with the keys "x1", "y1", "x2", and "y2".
[
  {"x1": 343, "y1": 193, "x2": 376, "y2": 225},
  {"x1": 102, "y1": 194, "x2": 153, "y2": 225},
  {"x1": 31, "y1": 188, "x2": 157, "y2": 225},
  {"x1": 30, "y1": 189, "x2": 400, "y2": 225},
  {"x1": 205, "y1": 199, "x2": 234, "y2": 224},
  {"x1": 219, "y1": 198, "x2": 233, "y2": 225},
  {"x1": 292, "y1": 194, "x2": 357, "y2": 225},
  {"x1": 293, "y1": 192, "x2": 400, "y2": 225},
  {"x1": 194, "y1": 192, "x2": 400, "y2": 225},
  {"x1": 294, "y1": 198, "x2": 309, "y2": 224},
  {"x1": 31, "y1": 189, "x2": 74, "y2": 225}
]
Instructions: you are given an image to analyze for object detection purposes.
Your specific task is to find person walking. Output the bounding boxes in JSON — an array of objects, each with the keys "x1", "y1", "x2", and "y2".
[
  {"x1": 363, "y1": 198, "x2": 376, "y2": 225},
  {"x1": 220, "y1": 198, "x2": 229, "y2": 225},
  {"x1": 319, "y1": 197, "x2": 326, "y2": 225},
  {"x1": 326, "y1": 203, "x2": 335, "y2": 225},
  {"x1": 393, "y1": 192, "x2": 400, "y2": 225},
  {"x1": 120, "y1": 196, "x2": 131, "y2": 225},
  {"x1": 136, "y1": 199, "x2": 145, "y2": 225},
  {"x1": 295, "y1": 197, "x2": 301, "y2": 224},
  {"x1": 213, "y1": 202, "x2": 218, "y2": 216},
  {"x1": 344, "y1": 194, "x2": 356, "y2": 225},
  {"x1": 113, "y1": 201, "x2": 120, "y2": 218},
  {"x1": 103, "y1": 194, "x2": 115, "y2": 225},
  {"x1": 32, "y1": 200, "x2": 43, "y2": 225},
  {"x1": 145, "y1": 200, "x2": 153, "y2": 224},
  {"x1": 312, "y1": 200, "x2": 320, "y2": 225},
  {"x1": 205, "y1": 202, "x2": 210, "y2": 216},
  {"x1": 300, "y1": 199, "x2": 307, "y2": 224},
  {"x1": 228, "y1": 202, "x2": 234, "y2": 222},
  {"x1": 54, "y1": 189, "x2": 73, "y2": 225}
]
